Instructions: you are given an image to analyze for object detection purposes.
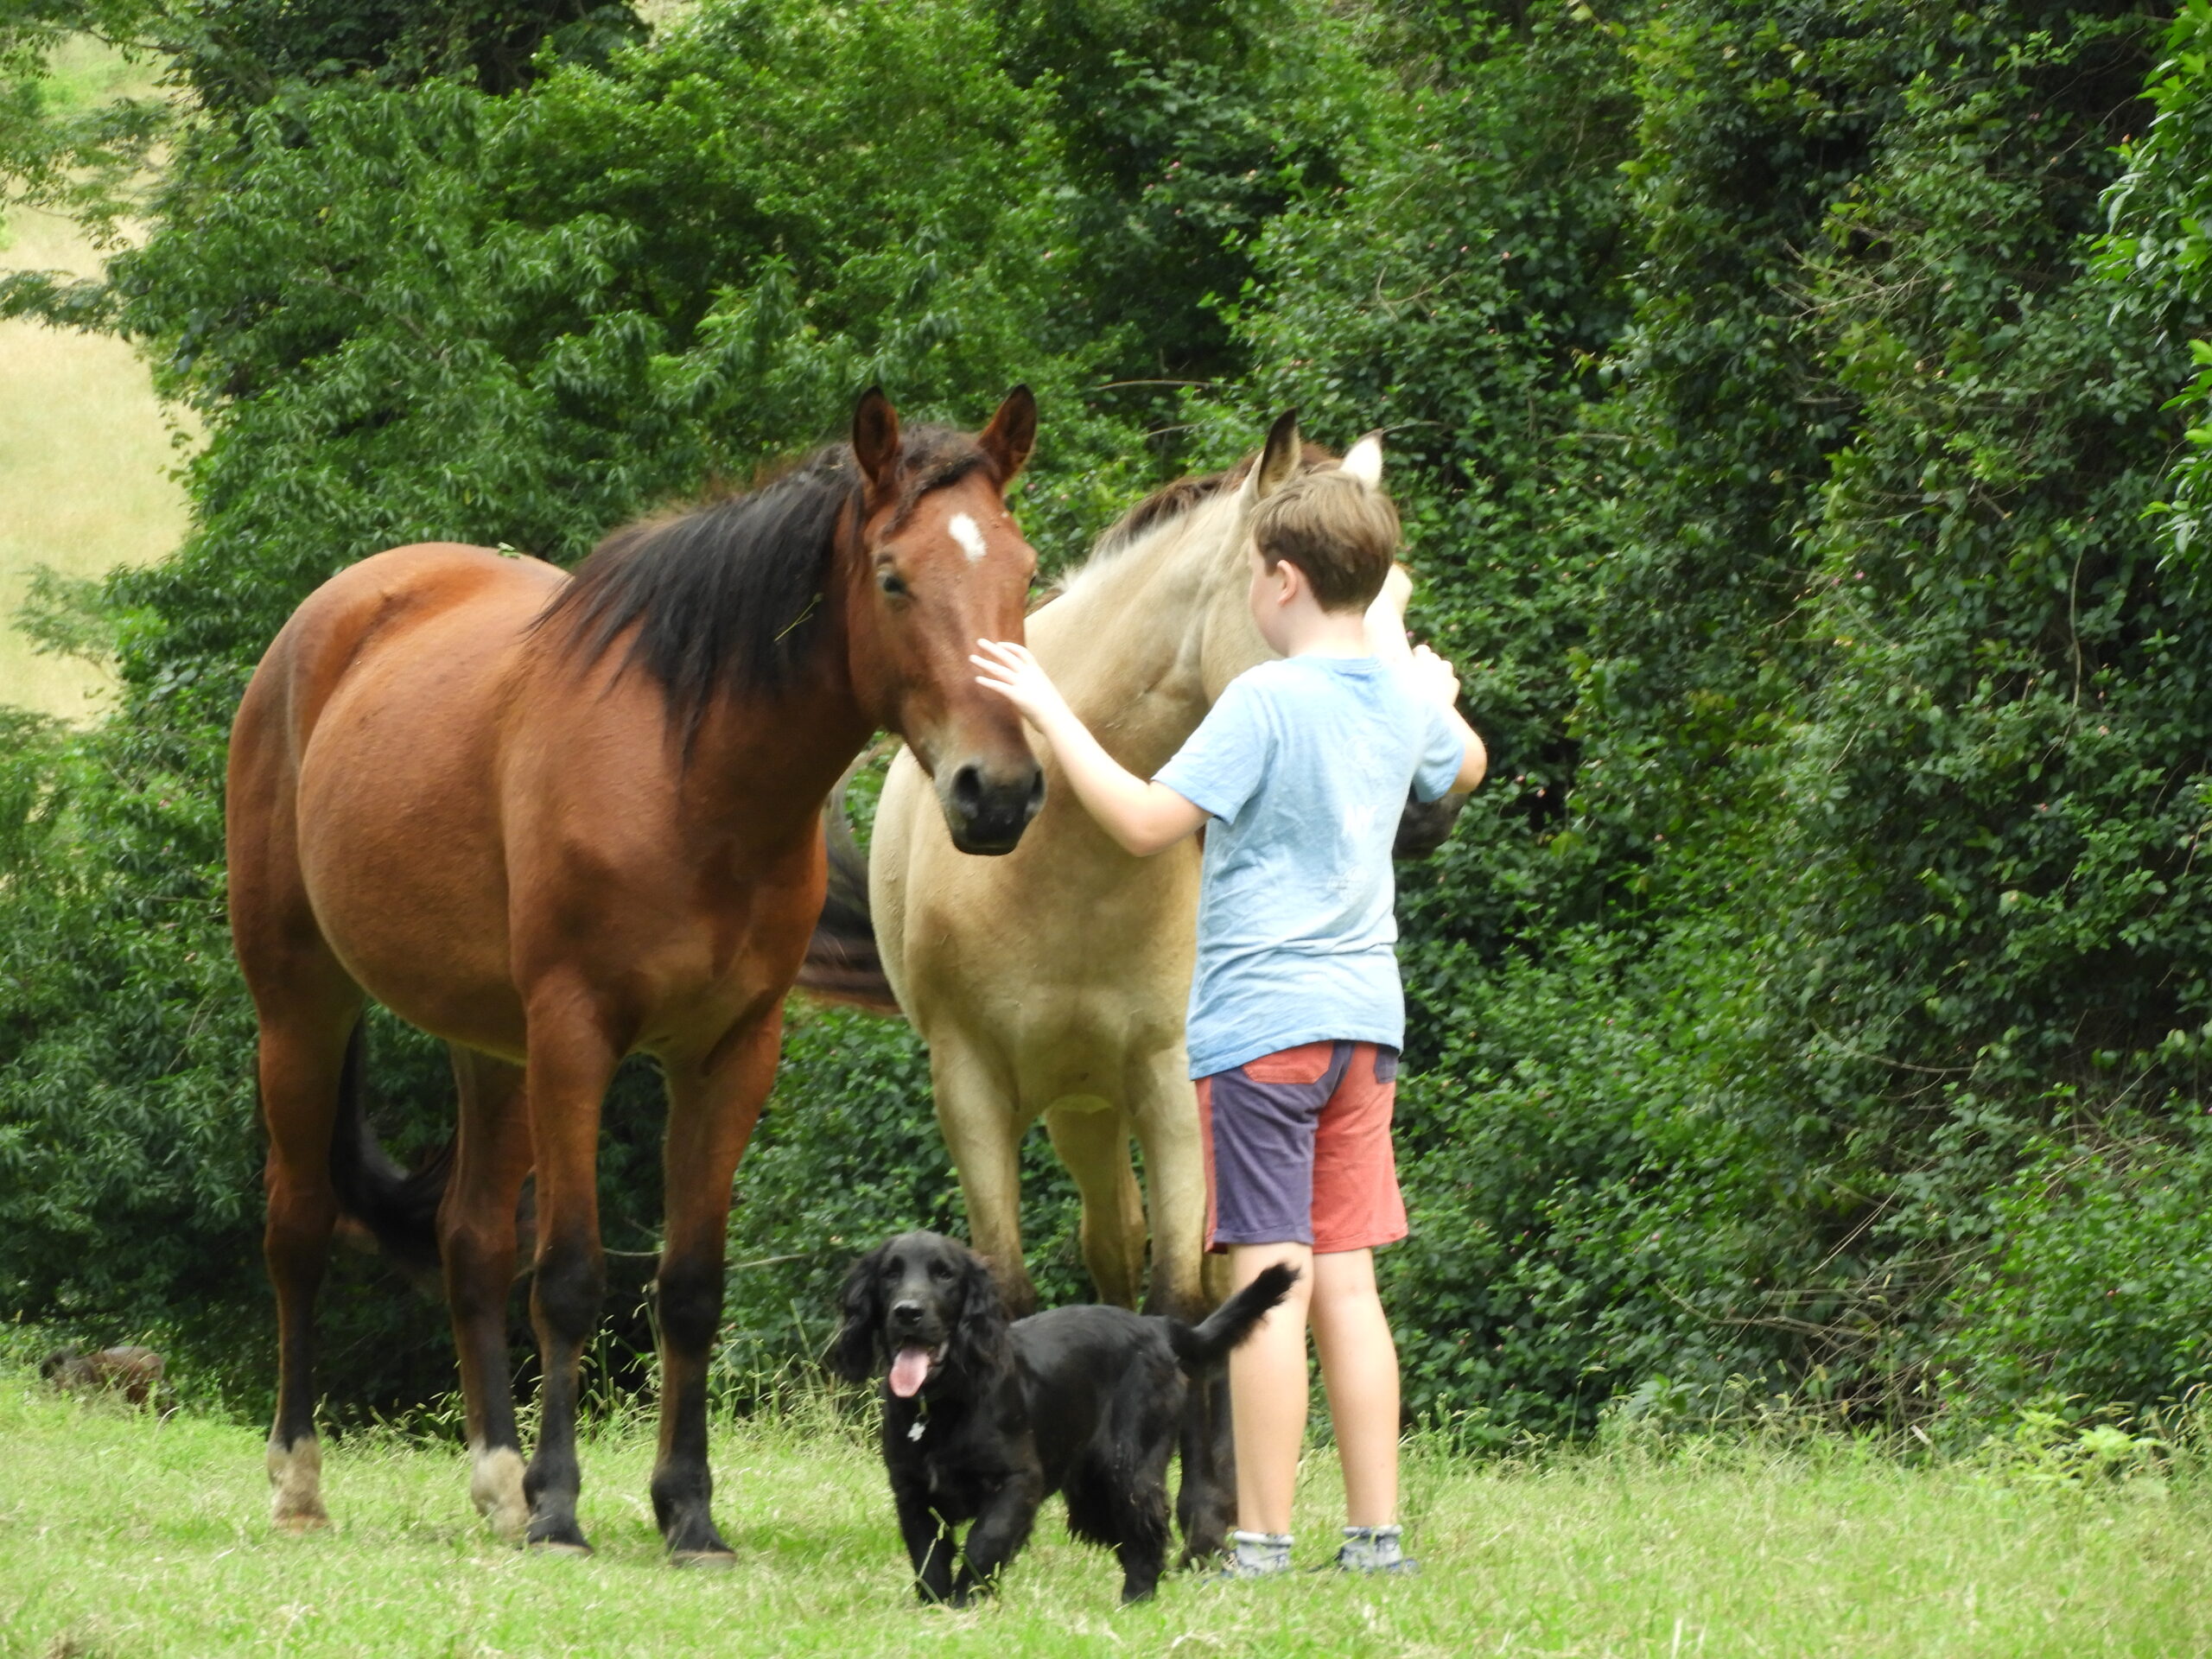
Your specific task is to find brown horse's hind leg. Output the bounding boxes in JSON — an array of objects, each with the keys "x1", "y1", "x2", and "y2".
[
  {"x1": 1044, "y1": 1101, "x2": 1147, "y2": 1310},
  {"x1": 518, "y1": 997, "x2": 620, "y2": 1554},
  {"x1": 651, "y1": 1009, "x2": 781, "y2": 1565},
  {"x1": 930, "y1": 1032, "x2": 1038, "y2": 1317},
  {"x1": 256, "y1": 1001, "x2": 362, "y2": 1532},
  {"x1": 442, "y1": 1045, "x2": 533, "y2": 1541}
]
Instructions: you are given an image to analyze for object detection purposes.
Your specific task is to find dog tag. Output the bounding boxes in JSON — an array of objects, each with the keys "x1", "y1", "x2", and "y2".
[{"x1": 907, "y1": 1420, "x2": 925, "y2": 1442}]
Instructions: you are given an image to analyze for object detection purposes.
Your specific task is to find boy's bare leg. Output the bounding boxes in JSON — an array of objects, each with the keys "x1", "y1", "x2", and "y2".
[
  {"x1": 1311, "y1": 1247, "x2": 1399, "y2": 1528},
  {"x1": 1227, "y1": 1243, "x2": 1314, "y2": 1535}
]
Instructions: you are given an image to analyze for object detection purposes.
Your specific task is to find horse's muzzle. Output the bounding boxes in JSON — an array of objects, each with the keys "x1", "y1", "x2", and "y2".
[{"x1": 942, "y1": 760, "x2": 1045, "y2": 855}]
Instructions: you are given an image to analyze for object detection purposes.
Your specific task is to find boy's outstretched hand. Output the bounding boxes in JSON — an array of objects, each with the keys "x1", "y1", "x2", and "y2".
[
  {"x1": 972, "y1": 638, "x2": 1071, "y2": 734},
  {"x1": 970, "y1": 636, "x2": 1207, "y2": 857},
  {"x1": 1406, "y1": 643, "x2": 1461, "y2": 710}
]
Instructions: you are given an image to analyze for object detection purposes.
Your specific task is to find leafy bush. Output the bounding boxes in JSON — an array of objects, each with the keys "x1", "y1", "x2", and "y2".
[
  {"x1": 1947, "y1": 1116, "x2": 2212, "y2": 1415},
  {"x1": 12, "y1": 0, "x2": 2212, "y2": 1434},
  {"x1": 0, "y1": 0, "x2": 1141, "y2": 1415}
]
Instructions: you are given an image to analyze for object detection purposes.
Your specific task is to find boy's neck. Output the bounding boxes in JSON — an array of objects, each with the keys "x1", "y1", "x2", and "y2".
[{"x1": 1274, "y1": 604, "x2": 1375, "y2": 660}]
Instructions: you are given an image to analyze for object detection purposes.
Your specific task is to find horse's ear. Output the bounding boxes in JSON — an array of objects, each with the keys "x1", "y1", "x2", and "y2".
[
  {"x1": 852, "y1": 387, "x2": 901, "y2": 494},
  {"x1": 1239, "y1": 409, "x2": 1301, "y2": 506},
  {"x1": 979, "y1": 385, "x2": 1037, "y2": 485},
  {"x1": 1343, "y1": 431, "x2": 1384, "y2": 487}
]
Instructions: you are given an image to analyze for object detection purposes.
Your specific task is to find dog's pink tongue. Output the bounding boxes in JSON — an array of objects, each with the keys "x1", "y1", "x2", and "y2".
[{"x1": 888, "y1": 1344, "x2": 932, "y2": 1399}]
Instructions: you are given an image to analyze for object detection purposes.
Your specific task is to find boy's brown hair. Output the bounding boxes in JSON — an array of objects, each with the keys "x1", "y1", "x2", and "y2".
[{"x1": 1250, "y1": 467, "x2": 1400, "y2": 611}]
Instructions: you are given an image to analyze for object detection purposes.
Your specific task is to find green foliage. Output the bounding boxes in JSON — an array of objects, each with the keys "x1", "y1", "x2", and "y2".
[
  {"x1": 2104, "y1": 0, "x2": 2212, "y2": 560},
  {"x1": 0, "y1": 0, "x2": 1141, "y2": 1414},
  {"x1": 163, "y1": 0, "x2": 645, "y2": 107},
  {"x1": 1186, "y1": 0, "x2": 2212, "y2": 1433},
  {"x1": 1948, "y1": 1118, "x2": 2212, "y2": 1414},
  {"x1": 14, "y1": 0, "x2": 2212, "y2": 1436},
  {"x1": 990, "y1": 0, "x2": 1371, "y2": 404}
]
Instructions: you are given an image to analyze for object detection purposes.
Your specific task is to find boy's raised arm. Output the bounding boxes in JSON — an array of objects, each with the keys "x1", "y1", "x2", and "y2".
[
  {"x1": 971, "y1": 639, "x2": 1210, "y2": 857},
  {"x1": 1368, "y1": 568, "x2": 1486, "y2": 795},
  {"x1": 1406, "y1": 645, "x2": 1488, "y2": 794}
]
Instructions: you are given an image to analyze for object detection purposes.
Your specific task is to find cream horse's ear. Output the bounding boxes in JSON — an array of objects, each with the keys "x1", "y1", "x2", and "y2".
[
  {"x1": 1343, "y1": 431, "x2": 1384, "y2": 487},
  {"x1": 1237, "y1": 409, "x2": 1302, "y2": 505}
]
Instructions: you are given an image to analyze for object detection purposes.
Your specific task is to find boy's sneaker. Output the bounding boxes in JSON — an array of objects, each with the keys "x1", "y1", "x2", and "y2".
[
  {"x1": 1211, "y1": 1529, "x2": 1294, "y2": 1580},
  {"x1": 1329, "y1": 1524, "x2": 1419, "y2": 1575}
]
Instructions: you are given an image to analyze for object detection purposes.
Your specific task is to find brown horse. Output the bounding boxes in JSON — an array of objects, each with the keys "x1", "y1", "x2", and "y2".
[{"x1": 227, "y1": 388, "x2": 1043, "y2": 1562}]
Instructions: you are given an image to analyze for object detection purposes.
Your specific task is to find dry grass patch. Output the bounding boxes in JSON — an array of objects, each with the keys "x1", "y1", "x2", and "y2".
[{"x1": 0, "y1": 37, "x2": 193, "y2": 721}]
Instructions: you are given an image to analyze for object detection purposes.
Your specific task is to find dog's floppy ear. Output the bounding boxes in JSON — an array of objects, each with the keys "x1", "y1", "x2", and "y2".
[
  {"x1": 828, "y1": 1243, "x2": 888, "y2": 1382},
  {"x1": 944, "y1": 1244, "x2": 1013, "y2": 1377}
]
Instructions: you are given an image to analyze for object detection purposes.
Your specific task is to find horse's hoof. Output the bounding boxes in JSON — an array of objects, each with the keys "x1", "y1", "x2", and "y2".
[
  {"x1": 469, "y1": 1445, "x2": 529, "y2": 1541},
  {"x1": 527, "y1": 1539, "x2": 594, "y2": 1558},
  {"x1": 670, "y1": 1548, "x2": 738, "y2": 1571},
  {"x1": 272, "y1": 1510, "x2": 328, "y2": 1535},
  {"x1": 483, "y1": 1508, "x2": 529, "y2": 1545}
]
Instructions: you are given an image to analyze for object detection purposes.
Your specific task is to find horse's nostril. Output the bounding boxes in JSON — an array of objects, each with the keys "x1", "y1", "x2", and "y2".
[
  {"x1": 950, "y1": 765, "x2": 983, "y2": 817},
  {"x1": 1023, "y1": 770, "x2": 1046, "y2": 820}
]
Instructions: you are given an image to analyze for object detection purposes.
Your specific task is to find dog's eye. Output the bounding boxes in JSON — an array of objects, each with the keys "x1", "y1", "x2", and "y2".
[{"x1": 929, "y1": 1262, "x2": 953, "y2": 1281}]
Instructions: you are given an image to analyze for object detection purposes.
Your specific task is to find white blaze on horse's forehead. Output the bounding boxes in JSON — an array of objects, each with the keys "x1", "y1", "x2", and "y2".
[{"x1": 949, "y1": 512, "x2": 988, "y2": 563}]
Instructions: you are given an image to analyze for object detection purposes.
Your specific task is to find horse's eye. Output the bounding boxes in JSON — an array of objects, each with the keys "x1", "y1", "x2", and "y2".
[{"x1": 879, "y1": 567, "x2": 908, "y2": 597}]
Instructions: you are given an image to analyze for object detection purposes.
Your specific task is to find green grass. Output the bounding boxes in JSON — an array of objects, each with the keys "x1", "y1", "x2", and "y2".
[{"x1": 4, "y1": 1370, "x2": 2210, "y2": 1658}]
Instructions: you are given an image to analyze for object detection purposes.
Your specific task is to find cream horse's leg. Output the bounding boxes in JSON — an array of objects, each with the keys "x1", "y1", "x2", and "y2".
[
  {"x1": 1128, "y1": 1050, "x2": 1210, "y2": 1321},
  {"x1": 1044, "y1": 1099, "x2": 1147, "y2": 1310},
  {"x1": 1126, "y1": 1048, "x2": 1239, "y2": 1563},
  {"x1": 931, "y1": 1030, "x2": 1040, "y2": 1317}
]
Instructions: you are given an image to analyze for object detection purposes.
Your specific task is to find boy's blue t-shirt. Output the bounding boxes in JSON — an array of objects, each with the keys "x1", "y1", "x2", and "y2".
[{"x1": 1153, "y1": 654, "x2": 1465, "y2": 1080}]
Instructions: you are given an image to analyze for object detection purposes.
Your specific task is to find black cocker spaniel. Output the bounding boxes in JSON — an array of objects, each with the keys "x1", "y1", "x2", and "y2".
[{"x1": 830, "y1": 1230, "x2": 1296, "y2": 1605}]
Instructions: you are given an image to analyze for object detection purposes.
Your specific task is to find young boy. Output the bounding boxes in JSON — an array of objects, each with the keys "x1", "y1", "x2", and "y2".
[{"x1": 971, "y1": 461, "x2": 1486, "y2": 1577}]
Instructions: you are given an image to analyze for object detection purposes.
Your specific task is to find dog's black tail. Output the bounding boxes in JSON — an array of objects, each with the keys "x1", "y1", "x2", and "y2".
[
  {"x1": 327, "y1": 1019, "x2": 451, "y2": 1282},
  {"x1": 1166, "y1": 1263, "x2": 1300, "y2": 1376}
]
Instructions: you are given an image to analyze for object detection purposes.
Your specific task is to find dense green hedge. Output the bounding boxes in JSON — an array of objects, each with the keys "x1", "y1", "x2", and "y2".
[{"x1": 8, "y1": 0, "x2": 2212, "y2": 1433}]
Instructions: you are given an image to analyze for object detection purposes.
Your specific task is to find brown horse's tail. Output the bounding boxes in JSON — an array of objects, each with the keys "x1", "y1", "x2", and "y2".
[
  {"x1": 327, "y1": 1020, "x2": 451, "y2": 1281},
  {"x1": 796, "y1": 772, "x2": 904, "y2": 1018}
]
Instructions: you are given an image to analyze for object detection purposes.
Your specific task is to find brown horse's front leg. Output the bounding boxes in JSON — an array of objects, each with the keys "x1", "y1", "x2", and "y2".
[
  {"x1": 519, "y1": 1007, "x2": 619, "y2": 1554},
  {"x1": 651, "y1": 1009, "x2": 781, "y2": 1565}
]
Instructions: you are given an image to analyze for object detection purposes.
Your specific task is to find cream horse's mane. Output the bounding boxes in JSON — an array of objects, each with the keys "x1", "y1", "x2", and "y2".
[{"x1": 1048, "y1": 437, "x2": 1344, "y2": 607}]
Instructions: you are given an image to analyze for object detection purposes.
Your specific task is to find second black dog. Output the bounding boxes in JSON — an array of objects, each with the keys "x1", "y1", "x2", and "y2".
[{"x1": 830, "y1": 1230, "x2": 1296, "y2": 1605}]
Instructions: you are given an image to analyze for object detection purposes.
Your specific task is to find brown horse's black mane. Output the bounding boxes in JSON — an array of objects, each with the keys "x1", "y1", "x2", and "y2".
[{"x1": 537, "y1": 426, "x2": 991, "y2": 741}]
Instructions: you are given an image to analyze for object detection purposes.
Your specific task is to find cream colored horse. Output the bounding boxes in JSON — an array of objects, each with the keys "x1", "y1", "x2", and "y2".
[{"x1": 864, "y1": 413, "x2": 1433, "y2": 1323}]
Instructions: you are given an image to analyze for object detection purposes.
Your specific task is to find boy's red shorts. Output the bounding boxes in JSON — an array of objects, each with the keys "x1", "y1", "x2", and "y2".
[{"x1": 1196, "y1": 1040, "x2": 1407, "y2": 1254}]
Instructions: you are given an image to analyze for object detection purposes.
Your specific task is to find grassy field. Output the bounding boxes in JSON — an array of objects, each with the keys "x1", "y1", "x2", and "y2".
[
  {"x1": 0, "y1": 37, "x2": 191, "y2": 721},
  {"x1": 3, "y1": 1370, "x2": 2209, "y2": 1659}
]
